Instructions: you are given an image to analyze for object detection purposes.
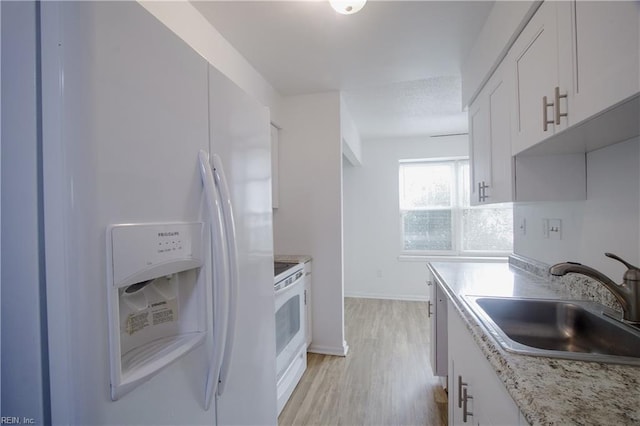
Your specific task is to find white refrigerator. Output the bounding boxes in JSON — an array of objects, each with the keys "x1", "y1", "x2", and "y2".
[{"x1": 1, "y1": 1, "x2": 277, "y2": 425}]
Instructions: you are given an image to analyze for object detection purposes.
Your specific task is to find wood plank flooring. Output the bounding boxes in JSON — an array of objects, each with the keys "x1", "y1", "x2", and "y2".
[{"x1": 278, "y1": 298, "x2": 448, "y2": 426}]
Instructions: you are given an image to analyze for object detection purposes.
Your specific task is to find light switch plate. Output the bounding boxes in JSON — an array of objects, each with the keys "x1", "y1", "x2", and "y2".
[{"x1": 543, "y1": 218, "x2": 562, "y2": 240}]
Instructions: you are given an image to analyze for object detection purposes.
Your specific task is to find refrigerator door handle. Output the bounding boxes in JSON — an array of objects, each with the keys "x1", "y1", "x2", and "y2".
[
  {"x1": 211, "y1": 153, "x2": 239, "y2": 397},
  {"x1": 199, "y1": 150, "x2": 230, "y2": 410}
]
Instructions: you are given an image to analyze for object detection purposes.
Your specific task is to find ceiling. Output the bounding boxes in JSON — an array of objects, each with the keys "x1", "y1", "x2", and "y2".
[{"x1": 192, "y1": 0, "x2": 494, "y2": 139}]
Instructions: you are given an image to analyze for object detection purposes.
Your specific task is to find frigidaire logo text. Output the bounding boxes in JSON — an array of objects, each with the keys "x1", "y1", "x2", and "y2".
[{"x1": 158, "y1": 232, "x2": 179, "y2": 237}]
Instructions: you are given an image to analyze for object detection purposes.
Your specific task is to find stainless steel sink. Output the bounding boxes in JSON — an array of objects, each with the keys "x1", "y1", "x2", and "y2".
[{"x1": 462, "y1": 296, "x2": 640, "y2": 365}]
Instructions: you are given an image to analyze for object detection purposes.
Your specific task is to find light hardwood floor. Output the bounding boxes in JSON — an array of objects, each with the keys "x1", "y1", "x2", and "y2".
[{"x1": 278, "y1": 298, "x2": 448, "y2": 426}]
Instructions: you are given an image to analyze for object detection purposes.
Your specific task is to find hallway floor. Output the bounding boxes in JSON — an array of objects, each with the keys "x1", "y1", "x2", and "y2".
[{"x1": 278, "y1": 298, "x2": 448, "y2": 426}]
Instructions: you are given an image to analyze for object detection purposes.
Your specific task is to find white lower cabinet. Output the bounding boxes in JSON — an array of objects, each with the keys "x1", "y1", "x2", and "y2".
[
  {"x1": 427, "y1": 270, "x2": 448, "y2": 377},
  {"x1": 448, "y1": 301, "x2": 527, "y2": 426}
]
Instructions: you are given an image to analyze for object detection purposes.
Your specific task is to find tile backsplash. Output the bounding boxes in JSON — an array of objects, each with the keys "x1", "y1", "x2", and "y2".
[{"x1": 509, "y1": 253, "x2": 620, "y2": 313}]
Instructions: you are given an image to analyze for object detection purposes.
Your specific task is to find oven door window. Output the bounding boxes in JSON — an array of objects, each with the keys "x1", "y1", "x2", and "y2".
[{"x1": 276, "y1": 294, "x2": 301, "y2": 357}]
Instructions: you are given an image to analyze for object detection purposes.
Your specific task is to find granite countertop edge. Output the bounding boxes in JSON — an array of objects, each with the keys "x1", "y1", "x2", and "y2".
[{"x1": 428, "y1": 261, "x2": 640, "y2": 426}]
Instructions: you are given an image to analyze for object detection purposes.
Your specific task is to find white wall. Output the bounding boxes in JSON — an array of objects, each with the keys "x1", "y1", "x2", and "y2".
[
  {"x1": 343, "y1": 135, "x2": 468, "y2": 300},
  {"x1": 138, "y1": 0, "x2": 283, "y2": 124},
  {"x1": 514, "y1": 137, "x2": 640, "y2": 280},
  {"x1": 273, "y1": 92, "x2": 347, "y2": 356}
]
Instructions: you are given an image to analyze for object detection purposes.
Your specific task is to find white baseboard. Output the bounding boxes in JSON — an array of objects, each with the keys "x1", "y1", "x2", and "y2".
[
  {"x1": 308, "y1": 342, "x2": 349, "y2": 357},
  {"x1": 344, "y1": 291, "x2": 429, "y2": 302}
]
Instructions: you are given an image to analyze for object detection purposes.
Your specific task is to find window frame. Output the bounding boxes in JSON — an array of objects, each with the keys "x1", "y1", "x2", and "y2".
[{"x1": 399, "y1": 157, "x2": 512, "y2": 257}]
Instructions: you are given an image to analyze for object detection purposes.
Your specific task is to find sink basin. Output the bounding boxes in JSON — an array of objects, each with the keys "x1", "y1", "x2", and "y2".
[{"x1": 462, "y1": 296, "x2": 640, "y2": 365}]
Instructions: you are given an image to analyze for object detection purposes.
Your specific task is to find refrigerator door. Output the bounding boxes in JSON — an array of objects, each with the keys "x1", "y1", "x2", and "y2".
[
  {"x1": 208, "y1": 65, "x2": 279, "y2": 425},
  {"x1": 40, "y1": 2, "x2": 215, "y2": 424}
]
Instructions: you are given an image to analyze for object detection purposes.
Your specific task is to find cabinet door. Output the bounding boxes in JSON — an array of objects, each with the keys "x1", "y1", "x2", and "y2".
[
  {"x1": 429, "y1": 275, "x2": 448, "y2": 377},
  {"x1": 469, "y1": 61, "x2": 514, "y2": 205},
  {"x1": 469, "y1": 92, "x2": 491, "y2": 206},
  {"x1": 428, "y1": 275, "x2": 438, "y2": 374},
  {"x1": 570, "y1": 1, "x2": 639, "y2": 123},
  {"x1": 511, "y1": 1, "x2": 563, "y2": 154},
  {"x1": 448, "y1": 304, "x2": 477, "y2": 426},
  {"x1": 448, "y1": 302, "x2": 521, "y2": 426},
  {"x1": 487, "y1": 69, "x2": 514, "y2": 204}
]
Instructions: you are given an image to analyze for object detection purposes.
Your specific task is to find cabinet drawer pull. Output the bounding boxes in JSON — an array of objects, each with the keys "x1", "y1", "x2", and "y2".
[
  {"x1": 427, "y1": 301, "x2": 433, "y2": 318},
  {"x1": 463, "y1": 387, "x2": 473, "y2": 423},
  {"x1": 457, "y1": 375, "x2": 468, "y2": 408},
  {"x1": 554, "y1": 86, "x2": 568, "y2": 125},
  {"x1": 542, "y1": 95, "x2": 554, "y2": 131}
]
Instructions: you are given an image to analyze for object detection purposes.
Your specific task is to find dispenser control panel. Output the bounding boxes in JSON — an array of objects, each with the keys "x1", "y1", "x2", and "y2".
[{"x1": 109, "y1": 222, "x2": 203, "y2": 288}]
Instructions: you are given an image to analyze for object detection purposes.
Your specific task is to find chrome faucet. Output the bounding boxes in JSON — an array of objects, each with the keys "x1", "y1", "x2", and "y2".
[{"x1": 550, "y1": 253, "x2": 640, "y2": 325}]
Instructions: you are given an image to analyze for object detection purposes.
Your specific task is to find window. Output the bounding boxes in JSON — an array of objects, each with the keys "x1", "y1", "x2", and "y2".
[{"x1": 399, "y1": 159, "x2": 512, "y2": 255}]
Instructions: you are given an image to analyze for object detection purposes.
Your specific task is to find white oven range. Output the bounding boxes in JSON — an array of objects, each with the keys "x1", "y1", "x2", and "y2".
[{"x1": 274, "y1": 261, "x2": 307, "y2": 414}]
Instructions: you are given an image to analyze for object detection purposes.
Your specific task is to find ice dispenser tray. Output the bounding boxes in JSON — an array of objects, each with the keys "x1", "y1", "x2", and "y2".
[{"x1": 107, "y1": 222, "x2": 206, "y2": 400}]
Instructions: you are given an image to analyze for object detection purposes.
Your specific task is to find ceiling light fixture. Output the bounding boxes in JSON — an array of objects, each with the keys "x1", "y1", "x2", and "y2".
[{"x1": 329, "y1": 0, "x2": 367, "y2": 15}]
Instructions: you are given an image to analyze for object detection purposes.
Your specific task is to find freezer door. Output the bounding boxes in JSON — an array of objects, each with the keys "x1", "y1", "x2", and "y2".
[{"x1": 40, "y1": 2, "x2": 215, "y2": 424}]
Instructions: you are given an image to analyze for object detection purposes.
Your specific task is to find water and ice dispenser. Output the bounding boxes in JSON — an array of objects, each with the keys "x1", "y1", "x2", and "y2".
[{"x1": 106, "y1": 222, "x2": 207, "y2": 400}]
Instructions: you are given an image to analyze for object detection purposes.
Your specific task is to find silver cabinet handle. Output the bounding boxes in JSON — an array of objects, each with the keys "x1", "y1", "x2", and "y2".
[
  {"x1": 457, "y1": 376, "x2": 467, "y2": 408},
  {"x1": 542, "y1": 95, "x2": 554, "y2": 131},
  {"x1": 427, "y1": 301, "x2": 433, "y2": 318},
  {"x1": 479, "y1": 181, "x2": 489, "y2": 202},
  {"x1": 554, "y1": 86, "x2": 568, "y2": 125},
  {"x1": 477, "y1": 181, "x2": 489, "y2": 202},
  {"x1": 478, "y1": 181, "x2": 489, "y2": 202},
  {"x1": 462, "y1": 387, "x2": 473, "y2": 423}
]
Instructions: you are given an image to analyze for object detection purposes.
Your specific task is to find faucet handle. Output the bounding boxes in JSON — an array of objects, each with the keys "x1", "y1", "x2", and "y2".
[{"x1": 605, "y1": 252, "x2": 640, "y2": 272}]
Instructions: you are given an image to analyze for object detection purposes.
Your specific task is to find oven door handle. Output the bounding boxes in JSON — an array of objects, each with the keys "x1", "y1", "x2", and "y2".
[
  {"x1": 199, "y1": 150, "x2": 230, "y2": 410},
  {"x1": 275, "y1": 270, "x2": 305, "y2": 296}
]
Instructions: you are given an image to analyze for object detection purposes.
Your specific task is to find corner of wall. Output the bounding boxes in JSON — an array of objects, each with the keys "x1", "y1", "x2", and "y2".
[{"x1": 339, "y1": 96, "x2": 362, "y2": 166}]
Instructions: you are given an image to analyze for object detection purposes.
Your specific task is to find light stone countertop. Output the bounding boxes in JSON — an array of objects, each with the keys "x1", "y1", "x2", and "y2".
[
  {"x1": 274, "y1": 254, "x2": 312, "y2": 263},
  {"x1": 429, "y1": 261, "x2": 640, "y2": 426}
]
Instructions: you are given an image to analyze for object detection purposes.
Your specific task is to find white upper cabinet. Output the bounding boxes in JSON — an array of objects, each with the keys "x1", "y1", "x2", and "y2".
[
  {"x1": 510, "y1": 0, "x2": 639, "y2": 155},
  {"x1": 469, "y1": 60, "x2": 514, "y2": 205},
  {"x1": 487, "y1": 65, "x2": 514, "y2": 204},
  {"x1": 469, "y1": 89, "x2": 491, "y2": 205},
  {"x1": 569, "y1": 1, "x2": 639, "y2": 124},
  {"x1": 511, "y1": 1, "x2": 567, "y2": 154}
]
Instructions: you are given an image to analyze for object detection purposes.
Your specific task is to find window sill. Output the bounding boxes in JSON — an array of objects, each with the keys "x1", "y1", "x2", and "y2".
[{"x1": 397, "y1": 254, "x2": 509, "y2": 263}]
